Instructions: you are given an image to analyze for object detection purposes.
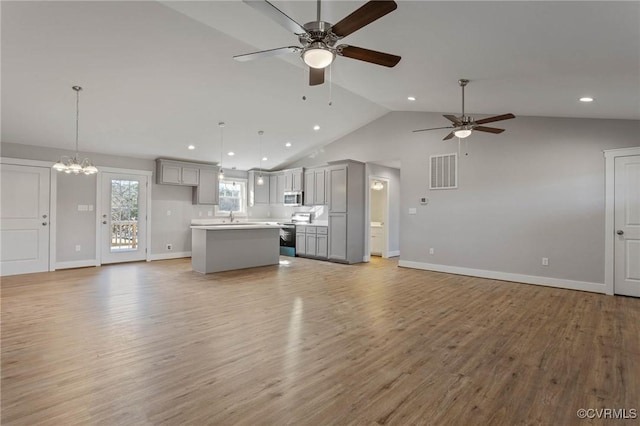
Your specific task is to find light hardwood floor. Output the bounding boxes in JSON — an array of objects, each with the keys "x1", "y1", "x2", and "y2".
[{"x1": 1, "y1": 257, "x2": 639, "y2": 425}]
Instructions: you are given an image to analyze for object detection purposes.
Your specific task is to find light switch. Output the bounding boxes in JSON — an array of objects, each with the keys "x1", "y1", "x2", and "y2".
[
  {"x1": 88, "y1": 205, "x2": 94, "y2": 211},
  {"x1": 166, "y1": 210, "x2": 172, "y2": 216},
  {"x1": 77, "y1": 205, "x2": 88, "y2": 211},
  {"x1": 408, "y1": 208, "x2": 417, "y2": 215}
]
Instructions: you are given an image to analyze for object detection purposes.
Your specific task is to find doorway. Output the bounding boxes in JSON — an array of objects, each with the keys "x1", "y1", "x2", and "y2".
[
  {"x1": 369, "y1": 176, "x2": 389, "y2": 258},
  {"x1": 100, "y1": 172, "x2": 149, "y2": 264},
  {"x1": 605, "y1": 148, "x2": 640, "y2": 297},
  {"x1": 0, "y1": 164, "x2": 51, "y2": 275}
]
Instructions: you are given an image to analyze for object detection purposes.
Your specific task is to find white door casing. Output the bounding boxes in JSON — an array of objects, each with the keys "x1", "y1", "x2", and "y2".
[
  {"x1": 0, "y1": 164, "x2": 50, "y2": 276},
  {"x1": 100, "y1": 172, "x2": 148, "y2": 264},
  {"x1": 614, "y1": 155, "x2": 640, "y2": 297}
]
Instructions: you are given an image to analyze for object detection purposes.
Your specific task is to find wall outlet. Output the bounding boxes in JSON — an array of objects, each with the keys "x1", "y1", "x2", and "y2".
[
  {"x1": 166, "y1": 244, "x2": 173, "y2": 251},
  {"x1": 75, "y1": 245, "x2": 81, "y2": 252},
  {"x1": 542, "y1": 257, "x2": 549, "y2": 266},
  {"x1": 408, "y1": 208, "x2": 417, "y2": 215},
  {"x1": 166, "y1": 210, "x2": 172, "y2": 216},
  {"x1": 429, "y1": 248, "x2": 434, "y2": 255}
]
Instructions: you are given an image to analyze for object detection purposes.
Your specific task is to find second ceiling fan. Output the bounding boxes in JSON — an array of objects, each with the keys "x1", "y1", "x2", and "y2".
[
  {"x1": 233, "y1": 0, "x2": 401, "y2": 86},
  {"x1": 413, "y1": 79, "x2": 516, "y2": 140}
]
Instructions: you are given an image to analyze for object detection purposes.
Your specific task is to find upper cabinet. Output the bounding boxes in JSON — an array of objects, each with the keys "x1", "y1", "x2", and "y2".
[
  {"x1": 193, "y1": 167, "x2": 219, "y2": 205},
  {"x1": 156, "y1": 159, "x2": 219, "y2": 205},
  {"x1": 157, "y1": 159, "x2": 200, "y2": 186},
  {"x1": 283, "y1": 168, "x2": 304, "y2": 192},
  {"x1": 304, "y1": 167, "x2": 327, "y2": 206},
  {"x1": 248, "y1": 171, "x2": 270, "y2": 206}
]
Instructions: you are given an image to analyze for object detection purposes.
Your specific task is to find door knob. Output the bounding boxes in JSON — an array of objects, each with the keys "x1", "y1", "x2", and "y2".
[
  {"x1": 42, "y1": 222, "x2": 47, "y2": 226},
  {"x1": 102, "y1": 221, "x2": 107, "y2": 224},
  {"x1": 616, "y1": 230, "x2": 624, "y2": 235}
]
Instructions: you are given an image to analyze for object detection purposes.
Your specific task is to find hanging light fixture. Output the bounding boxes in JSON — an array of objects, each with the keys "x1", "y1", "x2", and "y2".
[
  {"x1": 53, "y1": 86, "x2": 98, "y2": 175},
  {"x1": 218, "y1": 122, "x2": 225, "y2": 180},
  {"x1": 371, "y1": 180, "x2": 384, "y2": 191},
  {"x1": 257, "y1": 130, "x2": 264, "y2": 185}
]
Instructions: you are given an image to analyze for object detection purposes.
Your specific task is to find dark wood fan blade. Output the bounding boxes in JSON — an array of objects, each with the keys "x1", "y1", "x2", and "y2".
[
  {"x1": 309, "y1": 67, "x2": 324, "y2": 86},
  {"x1": 443, "y1": 132, "x2": 455, "y2": 141},
  {"x1": 243, "y1": 0, "x2": 308, "y2": 35},
  {"x1": 474, "y1": 126, "x2": 505, "y2": 134},
  {"x1": 331, "y1": 0, "x2": 397, "y2": 38},
  {"x1": 337, "y1": 45, "x2": 401, "y2": 67},
  {"x1": 474, "y1": 113, "x2": 515, "y2": 125},
  {"x1": 233, "y1": 46, "x2": 301, "y2": 62},
  {"x1": 412, "y1": 126, "x2": 454, "y2": 133},
  {"x1": 443, "y1": 114, "x2": 462, "y2": 125}
]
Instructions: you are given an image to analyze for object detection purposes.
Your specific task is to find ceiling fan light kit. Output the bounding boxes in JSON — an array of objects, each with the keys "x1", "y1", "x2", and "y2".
[{"x1": 235, "y1": 0, "x2": 401, "y2": 86}]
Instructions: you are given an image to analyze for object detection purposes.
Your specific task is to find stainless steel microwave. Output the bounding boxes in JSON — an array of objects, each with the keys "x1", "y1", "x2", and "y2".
[{"x1": 284, "y1": 191, "x2": 303, "y2": 206}]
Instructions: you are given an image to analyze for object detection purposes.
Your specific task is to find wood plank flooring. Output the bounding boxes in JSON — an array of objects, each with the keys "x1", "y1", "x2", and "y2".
[{"x1": 1, "y1": 257, "x2": 639, "y2": 425}]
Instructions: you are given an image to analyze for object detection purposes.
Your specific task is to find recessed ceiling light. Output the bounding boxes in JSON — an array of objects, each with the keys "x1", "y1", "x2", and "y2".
[
  {"x1": 262, "y1": 157, "x2": 268, "y2": 161},
  {"x1": 285, "y1": 142, "x2": 292, "y2": 147},
  {"x1": 227, "y1": 151, "x2": 235, "y2": 156},
  {"x1": 313, "y1": 125, "x2": 320, "y2": 131},
  {"x1": 187, "y1": 145, "x2": 195, "y2": 150},
  {"x1": 407, "y1": 96, "x2": 416, "y2": 101},
  {"x1": 579, "y1": 97, "x2": 594, "y2": 102}
]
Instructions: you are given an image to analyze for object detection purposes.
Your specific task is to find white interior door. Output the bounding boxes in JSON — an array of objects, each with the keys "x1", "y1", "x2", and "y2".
[
  {"x1": 100, "y1": 172, "x2": 148, "y2": 264},
  {"x1": 614, "y1": 155, "x2": 640, "y2": 297},
  {"x1": 1, "y1": 164, "x2": 50, "y2": 276}
]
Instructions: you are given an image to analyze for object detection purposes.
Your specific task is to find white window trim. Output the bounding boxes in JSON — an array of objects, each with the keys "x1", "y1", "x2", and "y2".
[{"x1": 215, "y1": 177, "x2": 248, "y2": 217}]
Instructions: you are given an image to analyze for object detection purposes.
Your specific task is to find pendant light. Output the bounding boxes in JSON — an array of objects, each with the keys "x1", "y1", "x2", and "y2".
[
  {"x1": 53, "y1": 86, "x2": 98, "y2": 175},
  {"x1": 218, "y1": 122, "x2": 225, "y2": 180},
  {"x1": 257, "y1": 130, "x2": 264, "y2": 185}
]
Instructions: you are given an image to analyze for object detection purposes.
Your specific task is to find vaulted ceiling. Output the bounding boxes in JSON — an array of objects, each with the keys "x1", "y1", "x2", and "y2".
[{"x1": 2, "y1": 1, "x2": 638, "y2": 170}]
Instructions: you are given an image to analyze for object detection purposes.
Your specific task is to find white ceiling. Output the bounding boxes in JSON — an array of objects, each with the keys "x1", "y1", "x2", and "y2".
[{"x1": 2, "y1": 1, "x2": 639, "y2": 171}]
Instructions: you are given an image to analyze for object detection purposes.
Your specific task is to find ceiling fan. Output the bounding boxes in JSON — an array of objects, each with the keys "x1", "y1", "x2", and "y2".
[
  {"x1": 413, "y1": 79, "x2": 516, "y2": 140},
  {"x1": 233, "y1": 0, "x2": 401, "y2": 86}
]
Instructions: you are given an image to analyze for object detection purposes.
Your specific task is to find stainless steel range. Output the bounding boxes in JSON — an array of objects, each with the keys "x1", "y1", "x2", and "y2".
[{"x1": 278, "y1": 212, "x2": 312, "y2": 257}]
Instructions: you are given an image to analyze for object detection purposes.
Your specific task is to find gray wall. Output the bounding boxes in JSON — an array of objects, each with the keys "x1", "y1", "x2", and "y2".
[
  {"x1": 289, "y1": 112, "x2": 639, "y2": 284},
  {"x1": 56, "y1": 172, "x2": 97, "y2": 262}
]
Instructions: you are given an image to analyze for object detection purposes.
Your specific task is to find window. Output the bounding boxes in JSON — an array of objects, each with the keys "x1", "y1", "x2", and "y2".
[{"x1": 216, "y1": 178, "x2": 247, "y2": 216}]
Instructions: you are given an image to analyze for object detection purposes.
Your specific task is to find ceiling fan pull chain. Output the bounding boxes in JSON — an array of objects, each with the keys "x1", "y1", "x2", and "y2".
[
  {"x1": 302, "y1": 66, "x2": 307, "y2": 101},
  {"x1": 328, "y1": 64, "x2": 333, "y2": 106}
]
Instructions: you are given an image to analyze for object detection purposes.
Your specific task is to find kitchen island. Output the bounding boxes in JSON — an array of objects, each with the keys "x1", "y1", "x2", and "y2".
[{"x1": 191, "y1": 223, "x2": 283, "y2": 273}]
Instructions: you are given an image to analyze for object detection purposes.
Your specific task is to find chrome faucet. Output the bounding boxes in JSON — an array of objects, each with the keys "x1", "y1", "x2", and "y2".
[{"x1": 229, "y1": 211, "x2": 235, "y2": 223}]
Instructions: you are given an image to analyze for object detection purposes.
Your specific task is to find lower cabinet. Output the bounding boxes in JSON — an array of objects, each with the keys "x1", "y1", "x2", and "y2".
[
  {"x1": 296, "y1": 225, "x2": 328, "y2": 260},
  {"x1": 329, "y1": 213, "x2": 347, "y2": 262}
]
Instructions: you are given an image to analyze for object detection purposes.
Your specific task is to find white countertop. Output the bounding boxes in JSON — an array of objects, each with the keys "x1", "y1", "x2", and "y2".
[{"x1": 191, "y1": 223, "x2": 283, "y2": 231}]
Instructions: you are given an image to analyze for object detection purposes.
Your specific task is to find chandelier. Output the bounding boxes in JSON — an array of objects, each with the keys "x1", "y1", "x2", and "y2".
[{"x1": 53, "y1": 86, "x2": 98, "y2": 175}]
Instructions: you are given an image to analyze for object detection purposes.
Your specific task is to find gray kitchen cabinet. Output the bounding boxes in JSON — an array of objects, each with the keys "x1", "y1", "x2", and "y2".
[
  {"x1": 269, "y1": 175, "x2": 278, "y2": 204},
  {"x1": 193, "y1": 167, "x2": 219, "y2": 205},
  {"x1": 303, "y1": 167, "x2": 327, "y2": 206},
  {"x1": 296, "y1": 229, "x2": 306, "y2": 255},
  {"x1": 157, "y1": 159, "x2": 200, "y2": 186},
  {"x1": 328, "y1": 165, "x2": 347, "y2": 212},
  {"x1": 327, "y1": 160, "x2": 365, "y2": 264},
  {"x1": 276, "y1": 173, "x2": 285, "y2": 204},
  {"x1": 316, "y1": 234, "x2": 328, "y2": 258},
  {"x1": 282, "y1": 168, "x2": 304, "y2": 192},
  {"x1": 304, "y1": 170, "x2": 315, "y2": 206},
  {"x1": 248, "y1": 171, "x2": 270, "y2": 206},
  {"x1": 296, "y1": 225, "x2": 328, "y2": 260},
  {"x1": 314, "y1": 168, "x2": 326, "y2": 205},
  {"x1": 329, "y1": 213, "x2": 348, "y2": 261}
]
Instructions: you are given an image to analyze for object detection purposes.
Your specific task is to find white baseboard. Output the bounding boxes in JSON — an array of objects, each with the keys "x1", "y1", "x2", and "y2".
[
  {"x1": 398, "y1": 260, "x2": 606, "y2": 294},
  {"x1": 386, "y1": 250, "x2": 400, "y2": 258},
  {"x1": 55, "y1": 259, "x2": 99, "y2": 270},
  {"x1": 148, "y1": 251, "x2": 191, "y2": 261}
]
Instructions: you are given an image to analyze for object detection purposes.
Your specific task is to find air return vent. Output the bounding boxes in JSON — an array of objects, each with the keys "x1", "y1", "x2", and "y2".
[{"x1": 430, "y1": 154, "x2": 458, "y2": 190}]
